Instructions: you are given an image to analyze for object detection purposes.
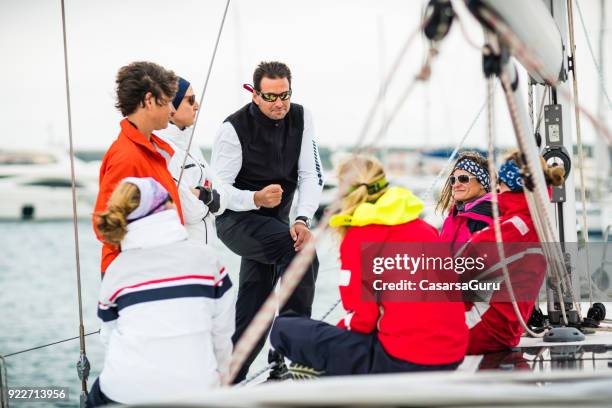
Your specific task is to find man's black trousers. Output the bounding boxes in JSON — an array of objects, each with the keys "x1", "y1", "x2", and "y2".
[{"x1": 216, "y1": 210, "x2": 319, "y2": 383}]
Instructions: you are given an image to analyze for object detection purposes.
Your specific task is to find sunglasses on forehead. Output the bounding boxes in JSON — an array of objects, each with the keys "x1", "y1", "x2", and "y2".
[
  {"x1": 257, "y1": 89, "x2": 292, "y2": 102},
  {"x1": 449, "y1": 175, "x2": 477, "y2": 185}
]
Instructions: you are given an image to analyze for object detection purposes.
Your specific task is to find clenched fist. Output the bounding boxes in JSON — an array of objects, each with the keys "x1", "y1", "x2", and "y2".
[{"x1": 254, "y1": 184, "x2": 283, "y2": 208}]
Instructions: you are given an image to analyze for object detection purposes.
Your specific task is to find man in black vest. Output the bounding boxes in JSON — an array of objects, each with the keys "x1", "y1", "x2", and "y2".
[{"x1": 212, "y1": 61, "x2": 324, "y2": 383}]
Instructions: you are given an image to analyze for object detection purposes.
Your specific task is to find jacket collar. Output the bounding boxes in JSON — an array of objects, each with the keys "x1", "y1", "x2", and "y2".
[
  {"x1": 461, "y1": 192, "x2": 492, "y2": 212},
  {"x1": 249, "y1": 102, "x2": 284, "y2": 128},
  {"x1": 121, "y1": 210, "x2": 188, "y2": 250},
  {"x1": 120, "y1": 118, "x2": 175, "y2": 158},
  {"x1": 498, "y1": 191, "x2": 530, "y2": 217},
  {"x1": 329, "y1": 186, "x2": 424, "y2": 227},
  {"x1": 156, "y1": 123, "x2": 191, "y2": 152}
]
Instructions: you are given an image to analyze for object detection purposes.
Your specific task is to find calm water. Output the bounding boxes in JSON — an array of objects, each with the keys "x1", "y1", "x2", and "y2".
[{"x1": 0, "y1": 221, "x2": 343, "y2": 407}]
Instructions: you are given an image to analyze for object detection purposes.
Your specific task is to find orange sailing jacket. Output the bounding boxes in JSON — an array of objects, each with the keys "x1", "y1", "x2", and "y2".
[{"x1": 94, "y1": 119, "x2": 184, "y2": 273}]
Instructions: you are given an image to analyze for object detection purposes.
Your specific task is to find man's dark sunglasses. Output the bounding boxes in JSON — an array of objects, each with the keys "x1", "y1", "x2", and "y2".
[
  {"x1": 257, "y1": 89, "x2": 292, "y2": 102},
  {"x1": 449, "y1": 175, "x2": 477, "y2": 185},
  {"x1": 184, "y1": 94, "x2": 197, "y2": 106}
]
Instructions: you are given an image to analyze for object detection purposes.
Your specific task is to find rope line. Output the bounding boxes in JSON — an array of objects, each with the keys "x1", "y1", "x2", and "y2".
[
  {"x1": 421, "y1": 99, "x2": 486, "y2": 203},
  {"x1": 567, "y1": 0, "x2": 594, "y2": 307},
  {"x1": 574, "y1": 0, "x2": 612, "y2": 114},
  {"x1": 237, "y1": 362, "x2": 277, "y2": 386},
  {"x1": 478, "y1": 7, "x2": 612, "y2": 148},
  {"x1": 491, "y1": 73, "x2": 545, "y2": 338},
  {"x1": 2, "y1": 331, "x2": 100, "y2": 359},
  {"x1": 479, "y1": 5, "x2": 599, "y2": 320},
  {"x1": 177, "y1": 0, "x2": 231, "y2": 187},
  {"x1": 59, "y1": 0, "x2": 89, "y2": 395}
]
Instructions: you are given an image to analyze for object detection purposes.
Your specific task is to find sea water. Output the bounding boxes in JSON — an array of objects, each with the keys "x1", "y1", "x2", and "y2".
[{"x1": 0, "y1": 221, "x2": 343, "y2": 407}]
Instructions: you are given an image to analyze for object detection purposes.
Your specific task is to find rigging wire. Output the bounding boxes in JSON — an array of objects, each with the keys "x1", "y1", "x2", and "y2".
[
  {"x1": 574, "y1": 0, "x2": 612, "y2": 114},
  {"x1": 421, "y1": 99, "x2": 486, "y2": 203},
  {"x1": 59, "y1": 0, "x2": 90, "y2": 398},
  {"x1": 489, "y1": 73, "x2": 546, "y2": 338},
  {"x1": 2, "y1": 331, "x2": 101, "y2": 359},
  {"x1": 567, "y1": 0, "x2": 594, "y2": 307},
  {"x1": 477, "y1": 7, "x2": 612, "y2": 148},
  {"x1": 177, "y1": 0, "x2": 231, "y2": 188},
  {"x1": 355, "y1": 20, "x2": 427, "y2": 150},
  {"x1": 475, "y1": 5, "x2": 612, "y2": 322}
]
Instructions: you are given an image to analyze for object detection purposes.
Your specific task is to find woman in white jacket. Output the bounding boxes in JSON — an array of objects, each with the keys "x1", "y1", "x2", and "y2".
[
  {"x1": 157, "y1": 76, "x2": 227, "y2": 245},
  {"x1": 87, "y1": 177, "x2": 234, "y2": 407}
]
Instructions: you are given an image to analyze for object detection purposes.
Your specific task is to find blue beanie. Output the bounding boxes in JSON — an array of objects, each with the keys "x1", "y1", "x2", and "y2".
[
  {"x1": 172, "y1": 77, "x2": 191, "y2": 109},
  {"x1": 498, "y1": 159, "x2": 524, "y2": 192}
]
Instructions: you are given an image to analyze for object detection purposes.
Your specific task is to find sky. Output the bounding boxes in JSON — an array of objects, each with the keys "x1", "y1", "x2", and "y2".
[{"x1": 0, "y1": 0, "x2": 610, "y2": 151}]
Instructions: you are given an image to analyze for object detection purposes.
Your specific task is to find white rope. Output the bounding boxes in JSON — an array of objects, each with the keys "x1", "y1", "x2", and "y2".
[{"x1": 486, "y1": 73, "x2": 545, "y2": 338}]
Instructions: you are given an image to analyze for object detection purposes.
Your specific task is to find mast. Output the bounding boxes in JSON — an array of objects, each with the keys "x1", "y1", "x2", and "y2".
[{"x1": 465, "y1": 0, "x2": 586, "y2": 329}]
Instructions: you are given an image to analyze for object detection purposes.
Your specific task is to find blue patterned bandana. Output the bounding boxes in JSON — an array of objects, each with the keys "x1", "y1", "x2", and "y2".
[
  {"x1": 455, "y1": 158, "x2": 490, "y2": 191},
  {"x1": 498, "y1": 159, "x2": 524, "y2": 192}
]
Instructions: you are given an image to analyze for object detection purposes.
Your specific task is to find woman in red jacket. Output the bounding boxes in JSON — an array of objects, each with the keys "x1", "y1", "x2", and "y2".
[
  {"x1": 269, "y1": 155, "x2": 468, "y2": 377},
  {"x1": 461, "y1": 151, "x2": 565, "y2": 354},
  {"x1": 438, "y1": 152, "x2": 493, "y2": 253}
]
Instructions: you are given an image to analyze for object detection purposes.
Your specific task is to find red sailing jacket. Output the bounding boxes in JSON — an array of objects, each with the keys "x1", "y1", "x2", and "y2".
[
  {"x1": 333, "y1": 187, "x2": 468, "y2": 366},
  {"x1": 461, "y1": 192, "x2": 546, "y2": 354},
  {"x1": 440, "y1": 193, "x2": 493, "y2": 254},
  {"x1": 94, "y1": 119, "x2": 184, "y2": 273}
]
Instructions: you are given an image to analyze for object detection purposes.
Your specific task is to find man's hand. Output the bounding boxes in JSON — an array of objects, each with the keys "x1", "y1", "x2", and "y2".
[
  {"x1": 290, "y1": 222, "x2": 311, "y2": 252},
  {"x1": 254, "y1": 184, "x2": 283, "y2": 208}
]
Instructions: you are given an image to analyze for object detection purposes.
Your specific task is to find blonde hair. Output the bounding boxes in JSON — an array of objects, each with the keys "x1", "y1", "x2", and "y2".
[
  {"x1": 503, "y1": 149, "x2": 565, "y2": 187},
  {"x1": 436, "y1": 151, "x2": 489, "y2": 214},
  {"x1": 334, "y1": 155, "x2": 388, "y2": 237},
  {"x1": 95, "y1": 182, "x2": 141, "y2": 246}
]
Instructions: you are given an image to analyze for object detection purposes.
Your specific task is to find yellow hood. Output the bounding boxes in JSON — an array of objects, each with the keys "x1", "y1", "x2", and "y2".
[{"x1": 329, "y1": 186, "x2": 424, "y2": 227}]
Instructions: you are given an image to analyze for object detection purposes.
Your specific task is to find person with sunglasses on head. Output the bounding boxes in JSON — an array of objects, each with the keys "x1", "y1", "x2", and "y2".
[
  {"x1": 156, "y1": 76, "x2": 227, "y2": 246},
  {"x1": 211, "y1": 61, "x2": 324, "y2": 383},
  {"x1": 437, "y1": 151, "x2": 493, "y2": 254},
  {"x1": 87, "y1": 177, "x2": 233, "y2": 407},
  {"x1": 94, "y1": 61, "x2": 184, "y2": 274}
]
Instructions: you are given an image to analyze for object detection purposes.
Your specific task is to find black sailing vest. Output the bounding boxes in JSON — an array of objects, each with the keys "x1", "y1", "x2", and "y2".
[{"x1": 224, "y1": 102, "x2": 304, "y2": 221}]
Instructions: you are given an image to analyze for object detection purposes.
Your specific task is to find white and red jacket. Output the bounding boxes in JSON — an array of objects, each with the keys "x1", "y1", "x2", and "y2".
[
  {"x1": 460, "y1": 192, "x2": 546, "y2": 354},
  {"x1": 96, "y1": 209, "x2": 234, "y2": 405},
  {"x1": 157, "y1": 124, "x2": 227, "y2": 246}
]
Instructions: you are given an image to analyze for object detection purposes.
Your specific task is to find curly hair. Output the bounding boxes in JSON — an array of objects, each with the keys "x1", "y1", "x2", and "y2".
[
  {"x1": 95, "y1": 182, "x2": 141, "y2": 246},
  {"x1": 115, "y1": 61, "x2": 178, "y2": 116}
]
